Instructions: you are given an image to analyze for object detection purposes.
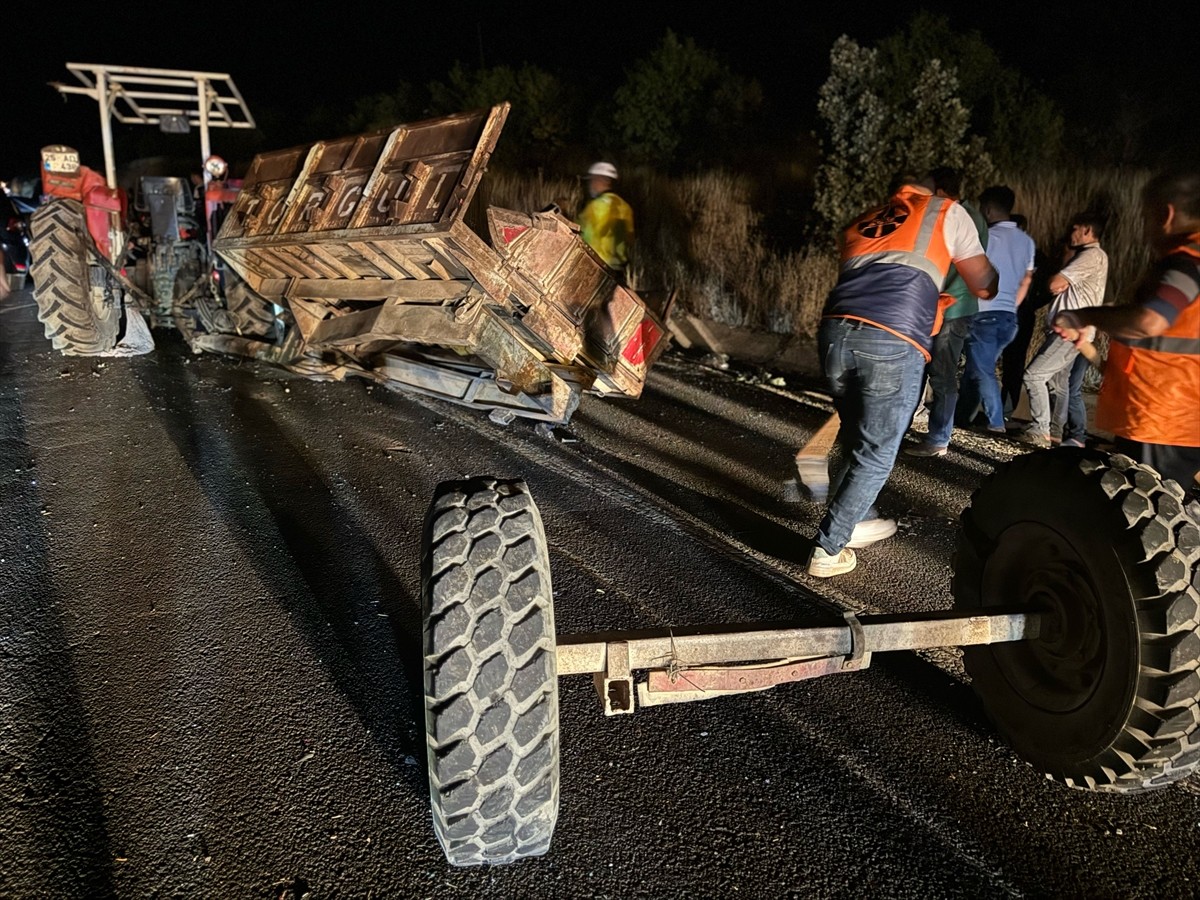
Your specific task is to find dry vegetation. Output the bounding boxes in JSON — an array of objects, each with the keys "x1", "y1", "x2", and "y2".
[{"x1": 475, "y1": 166, "x2": 1156, "y2": 342}]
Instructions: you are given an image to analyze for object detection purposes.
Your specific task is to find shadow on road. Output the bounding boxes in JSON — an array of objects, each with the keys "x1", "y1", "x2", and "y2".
[
  {"x1": 0, "y1": 337, "x2": 117, "y2": 894},
  {"x1": 132, "y1": 332, "x2": 429, "y2": 792}
]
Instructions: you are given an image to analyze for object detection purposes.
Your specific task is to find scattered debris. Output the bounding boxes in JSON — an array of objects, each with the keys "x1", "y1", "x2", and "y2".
[{"x1": 488, "y1": 409, "x2": 516, "y2": 426}]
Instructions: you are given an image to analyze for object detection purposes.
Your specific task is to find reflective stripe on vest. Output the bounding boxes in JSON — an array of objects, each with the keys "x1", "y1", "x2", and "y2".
[
  {"x1": 1121, "y1": 335, "x2": 1200, "y2": 354},
  {"x1": 839, "y1": 190, "x2": 954, "y2": 291},
  {"x1": 1096, "y1": 239, "x2": 1200, "y2": 446}
]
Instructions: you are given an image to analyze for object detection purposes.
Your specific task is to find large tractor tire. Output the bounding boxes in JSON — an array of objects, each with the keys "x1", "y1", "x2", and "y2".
[
  {"x1": 954, "y1": 449, "x2": 1200, "y2": 792},
  {"x1": 422, "y1": 477, "x2": 560, "y2": 866},
  {"x1": 222, "y1": 271, "x2": 277, "y2": 337},
  {"x1": 29, "y1": 199, "x2": 121, "y2": 354},
  {"x1": 195, "y1": 266, "x2": 276, "y2": 338}
]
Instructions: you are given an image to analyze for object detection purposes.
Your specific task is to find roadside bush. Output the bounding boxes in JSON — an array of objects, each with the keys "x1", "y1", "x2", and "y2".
[{"x1": 474, "y1": 165, "x2": 1155, "y2": 346}]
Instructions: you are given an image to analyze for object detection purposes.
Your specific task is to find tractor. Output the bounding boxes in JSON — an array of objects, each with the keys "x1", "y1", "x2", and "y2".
[{"x1": 29, "y1": 63, "x2": 269, "y2": 357}]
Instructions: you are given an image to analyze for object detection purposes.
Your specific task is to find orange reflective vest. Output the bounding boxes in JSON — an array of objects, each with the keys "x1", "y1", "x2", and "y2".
[
  {"x1": 824, "y1": 187, "x2": 957, "y2": 360},
  {"x1": 1095, "y1": 239, "x2": 1200, "y2": 447}
]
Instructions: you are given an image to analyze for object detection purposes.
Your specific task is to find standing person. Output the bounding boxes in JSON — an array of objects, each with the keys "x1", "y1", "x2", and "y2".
[
  {"x1": 807, "y1": 172, "x2": 998, "y2": 577},
  {"x1": 906, "y1": 166, "x2": 989, "y2": 457},
  {"x1": 1053, "y1": 168, "x2": 1200, "y2": 493},
  {"x1": 958, "y1": 185, "x2": 1035, "y2": 434},
  {"x1": 576, "y1": 161, "x2": 634, "y2": 285},
  {"x1": 999, "y1": 213, "x2": 1050, "y2": 419},
  {"x1": 1019, "y1": 213, "x2": 1109, "y2": 447}
]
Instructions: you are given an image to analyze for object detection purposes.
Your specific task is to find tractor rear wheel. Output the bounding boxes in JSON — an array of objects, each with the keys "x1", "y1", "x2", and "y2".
[
  {"x1": 422, "y1": 477, "x2": 560, "y2": 866},
  {"x1": 222, "y1": 270, "x2": 277, "y2": 337},
  {"x1": 954, "y1": 449, "x2": 1200, "y2": 792},
  {"x1": 29, "y1": 199, "x2": 121, "y2": 354}
]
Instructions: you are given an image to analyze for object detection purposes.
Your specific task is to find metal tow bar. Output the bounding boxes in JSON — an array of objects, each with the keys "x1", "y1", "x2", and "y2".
[{"x1": 554, "y1": 609, "x2": 1042, "y2": 715}]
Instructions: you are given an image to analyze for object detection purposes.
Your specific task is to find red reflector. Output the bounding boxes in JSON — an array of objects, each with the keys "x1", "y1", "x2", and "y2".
[{"x1": 622, "y1": 318, "x2": 663, "y2": 366}]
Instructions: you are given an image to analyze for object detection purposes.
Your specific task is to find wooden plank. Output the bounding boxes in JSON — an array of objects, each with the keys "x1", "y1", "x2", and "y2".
[{"x1": 794, "y1": 412, "x2": 840, "y2": 502}]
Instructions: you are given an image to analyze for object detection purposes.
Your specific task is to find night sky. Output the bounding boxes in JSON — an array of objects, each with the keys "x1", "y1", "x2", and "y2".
[{"x1": 4, "y1": 1, "x2": 1196, "y2": 182}]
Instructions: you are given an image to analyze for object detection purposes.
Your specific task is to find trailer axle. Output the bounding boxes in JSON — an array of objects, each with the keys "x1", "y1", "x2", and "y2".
[{"x1": 555, "y1": 609, "x2": 1043, "y2": 714}]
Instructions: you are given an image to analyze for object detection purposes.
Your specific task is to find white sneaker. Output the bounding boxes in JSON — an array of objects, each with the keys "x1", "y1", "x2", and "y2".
[
  {"x1": 847, "y1": 517, "x2": 898, "y2": 548},
  {"x1": 807, "y1": 546, "x2": 857, "y2": 577}
]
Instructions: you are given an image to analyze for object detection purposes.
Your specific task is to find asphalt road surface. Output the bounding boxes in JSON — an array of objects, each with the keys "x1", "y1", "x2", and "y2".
[{"x1": 3, "y1": 287, "x2": 1199, "y2": 899}]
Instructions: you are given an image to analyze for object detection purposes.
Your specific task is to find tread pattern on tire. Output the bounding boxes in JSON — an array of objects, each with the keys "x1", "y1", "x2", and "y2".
[
  {"x1": 422, "y1": 477, "x2": 559, "y2": 866},
  {"x1": 29, "y1": 199, "x2": 120, "y2": 354},
  {"x1": 222, "y1": 272, "x2": 277, "y2": 337},
  {"x1": 955, "y1": 450, "x2": 1200, "y2": 794}
]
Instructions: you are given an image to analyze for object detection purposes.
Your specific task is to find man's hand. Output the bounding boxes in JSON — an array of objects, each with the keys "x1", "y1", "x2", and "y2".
[{"x1": 1052, "y1": 310, "x2": 1087, "y2": 346}]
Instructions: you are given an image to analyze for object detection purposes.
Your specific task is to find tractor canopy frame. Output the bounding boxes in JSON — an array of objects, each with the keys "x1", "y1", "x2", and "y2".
[{"x1": 48, "y1": 62, "x2": 256, "y2": 192}]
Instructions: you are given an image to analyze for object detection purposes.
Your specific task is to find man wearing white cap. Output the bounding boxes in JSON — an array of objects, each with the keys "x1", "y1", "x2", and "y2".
[{"x1": 577, "y1": 161, "x2": 635, "y2": 284}]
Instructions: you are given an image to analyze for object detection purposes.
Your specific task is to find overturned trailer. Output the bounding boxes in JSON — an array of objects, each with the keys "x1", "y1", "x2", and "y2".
[{"x1": 211, "y1": 103, "x2": 669, "y2": 424}]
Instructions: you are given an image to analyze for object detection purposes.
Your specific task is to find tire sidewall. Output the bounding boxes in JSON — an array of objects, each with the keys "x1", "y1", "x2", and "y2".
[{"x1": 956, "y1": 450, "x2": 1143, "y2": 774}]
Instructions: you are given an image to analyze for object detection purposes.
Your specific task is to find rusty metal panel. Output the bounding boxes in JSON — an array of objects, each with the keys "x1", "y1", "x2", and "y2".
[
  {"x1": 209, "y1": 103, "x2": 672, "y2": 421},
  {"x1": 486, "y1": 207, "x2": 602, "y2": 362},
  {"x1": 486, "y1": 206, "x2": 668, "y2": 396},
  {"x1": 218, "y1": 150, "x2": 307, "y2": 240},
  {"x1": 580, "y1": 288, "x2": 669, "y2": 397},
  {"x1": 217, "y1": 105, "x2": 507, "y2": 247}
]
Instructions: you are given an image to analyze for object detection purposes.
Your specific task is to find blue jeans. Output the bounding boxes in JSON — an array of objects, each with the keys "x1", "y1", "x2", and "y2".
[
  {"x1": 816, "y1": 318, "x2": 926, "y2": 555},
  {"x1": 925, "y1": 316, "x2": 972, "y2": 448},
  {"x1": 1052, "y1": 353, "x2": 1090, "y2": 442},
  {"x1": 961, "y1": 311, "x2": 1018, "y2": 429}
]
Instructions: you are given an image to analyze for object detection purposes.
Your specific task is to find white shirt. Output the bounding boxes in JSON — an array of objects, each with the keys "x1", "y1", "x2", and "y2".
[
  {"x1": 1048, "y1": 242, "x2": 1109, "y2": 320},
  {"x1": 943, "y1": 201, "x2": 988, "y2": 262}
]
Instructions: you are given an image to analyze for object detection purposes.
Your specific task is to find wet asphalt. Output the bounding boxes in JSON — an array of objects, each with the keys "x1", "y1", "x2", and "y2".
[{"x1": 2, "y1": 288, "x2": 1199, "y2": 899}]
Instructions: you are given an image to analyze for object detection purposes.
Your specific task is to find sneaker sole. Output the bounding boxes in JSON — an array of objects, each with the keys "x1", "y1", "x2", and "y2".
[{"x1": 808, "y1": 560, "x2": 857, "y2": 577}]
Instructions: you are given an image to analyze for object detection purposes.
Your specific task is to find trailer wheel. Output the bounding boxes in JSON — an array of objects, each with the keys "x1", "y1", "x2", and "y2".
[
  {"x1": 29, "y1": 199, "x2": 120, "y2": 355},
  {"x1": 422, "y1": 477, "x2": 560, "y2": 866},
  {"x1": 954, "y1": 450, "x2": 1200, "y2": 792}
]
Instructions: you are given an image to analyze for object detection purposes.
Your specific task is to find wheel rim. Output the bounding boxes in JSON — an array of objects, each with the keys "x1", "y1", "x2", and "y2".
[{"x1": 982, "y1": 522, "x2": 1110, "y2": 714}]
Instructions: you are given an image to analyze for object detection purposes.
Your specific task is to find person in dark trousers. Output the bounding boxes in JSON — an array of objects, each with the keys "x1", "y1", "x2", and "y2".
[
  {"x1": 957, "y1": 185, "x2": 1034, "y2": 434},
  {"x1": 806, "y1": 171, "x2": 998, "y2": 578},
  {"x1": 998, "y1": 214, "x2": 1050, "y2": 420}
]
